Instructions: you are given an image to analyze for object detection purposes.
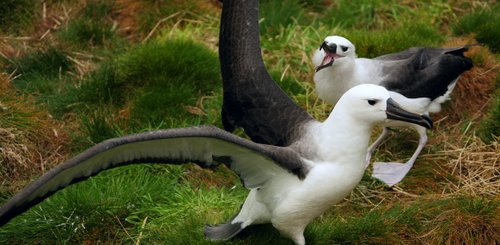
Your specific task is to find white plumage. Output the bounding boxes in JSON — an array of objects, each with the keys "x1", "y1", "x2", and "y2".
[
  {"x1": 0, "y1": 84, "x2": 431, "y2": 245},
  {"x1": 313, "y1": 35, "x2": 472, "y2": 186}
]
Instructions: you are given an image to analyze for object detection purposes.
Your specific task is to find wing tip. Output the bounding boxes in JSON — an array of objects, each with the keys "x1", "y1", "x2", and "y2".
[{"x1": 204, "y1": 221, "x2": 244, "y2": 241}]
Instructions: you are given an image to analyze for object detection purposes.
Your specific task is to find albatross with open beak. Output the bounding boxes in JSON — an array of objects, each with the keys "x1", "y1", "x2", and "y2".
[{"x1": 313, "y1": 35, "x2": 473, "y2": 186}]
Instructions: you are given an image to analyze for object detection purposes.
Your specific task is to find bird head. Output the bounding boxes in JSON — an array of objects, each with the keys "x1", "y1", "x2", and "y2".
[
  {"x1": 313, "y1": 35, "x2": 356, "y2": 72},
  {"x1": 338, "y1": 84, "x2": 433, "y2": 129}
]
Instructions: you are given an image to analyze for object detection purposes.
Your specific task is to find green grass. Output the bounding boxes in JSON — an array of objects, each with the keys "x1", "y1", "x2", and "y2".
[
  {"x1": 0, "y1": 0, "x2": 498, "y2": 244},
  {"x1": 321, "y1": 0, "x2": 455, "y2": 31},
  {"x1": 6, "y1": 47, "x2": 74, "y2": 81},
  {"x1": 0, "y1": 165, "x2": 190, "y2": 243},
  {"x1": 66, "y1": 39, "x2": 221, "y2": 138},
  {"x1": 260, "y1": 0, "x2": 307, "y2": 37},
  {"x1": 478, "y1": 87, "x2": 500, "y2": 143},
  {"x1": 453, "y1": 4, "x2": 500, "y2": 52},
  {"x1": 134, "y1": 0, "x2": 203, "y2": 38},
  {"x1": 0, "y1": 0, "x2": 38, "y2": 34},
  {"x1": 57, "y1": 0, "x2": 118, "y2": 48},
  {"x1": 3, "y1": 47, "x2": 76, "y2": 106}
]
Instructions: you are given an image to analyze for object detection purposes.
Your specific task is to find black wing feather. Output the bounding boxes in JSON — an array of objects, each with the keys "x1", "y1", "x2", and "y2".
[{"x1": 219, "y1": 0, "x2": 313, "y2": 146}]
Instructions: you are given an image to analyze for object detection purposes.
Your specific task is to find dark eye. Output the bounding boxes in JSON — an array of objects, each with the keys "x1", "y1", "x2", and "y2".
[
  {"x1": 340, "y1": 45, "x2": 348, "y2": 52},
  {"x1": 368, "y1": 99, "x2": 378, "y2": 106}
]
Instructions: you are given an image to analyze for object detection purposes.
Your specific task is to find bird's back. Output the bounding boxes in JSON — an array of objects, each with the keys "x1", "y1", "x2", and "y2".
[{"x1": 379, "y1": 46, "x2": 473, "y2": 100}]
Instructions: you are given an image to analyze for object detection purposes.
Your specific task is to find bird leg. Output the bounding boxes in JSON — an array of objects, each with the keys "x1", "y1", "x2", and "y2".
[
  {"x1": 371, "y1": 126, "x2": 427, "y2": 186},
  {"x1": 365, "y1": 127, "x2": 389, "y2": 168}
]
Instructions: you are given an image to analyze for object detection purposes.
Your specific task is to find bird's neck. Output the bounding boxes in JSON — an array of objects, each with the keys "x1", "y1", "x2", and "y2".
[
  {"x1": 315, "y1": 59, "x2": 357, "y2": 104},
  {"x1": 314, "y1": 106, "x2": 372, "y2": 168}
]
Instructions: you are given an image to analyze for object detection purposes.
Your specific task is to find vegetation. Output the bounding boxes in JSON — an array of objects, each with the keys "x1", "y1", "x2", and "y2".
[{"x1": 0, "y1": 0, "x2": 498, "y2": 244}]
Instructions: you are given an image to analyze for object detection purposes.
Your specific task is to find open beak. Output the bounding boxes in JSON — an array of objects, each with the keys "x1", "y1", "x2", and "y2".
[
  {"x1": 386, "y1": 98, "x2": 433, "y2": 129},
  {"x1": 315, "y1": 42, "x2": 341, "y2": 72}
]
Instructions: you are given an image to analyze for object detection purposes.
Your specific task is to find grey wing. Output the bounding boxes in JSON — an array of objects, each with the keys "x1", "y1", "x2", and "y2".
[
  {"x1": 374, "y1": 46, "x2": 471, "y2": 61},
  {"x1": 0, "y1": 125, "x2": 308, "y2": 227},
  {"x1": 377, "y1": 46, "x2": 473, "y2": 100},
  {"x1": 374, "y1": 47, "x2": 422, "y2": 60}
]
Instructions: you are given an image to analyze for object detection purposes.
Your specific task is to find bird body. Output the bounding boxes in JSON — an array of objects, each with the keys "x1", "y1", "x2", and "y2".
[
  {"x1": 313, "y1": 35, "x2": 472, "y2": 186},
  {"x1": 0, "y1": 84, "x2": 432, "y2": 245}
]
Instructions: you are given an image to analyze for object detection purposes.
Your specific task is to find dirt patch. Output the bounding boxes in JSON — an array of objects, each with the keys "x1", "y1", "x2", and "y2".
[{"x1": 114, "y1": 0, "x2": 143, "y2": 38}]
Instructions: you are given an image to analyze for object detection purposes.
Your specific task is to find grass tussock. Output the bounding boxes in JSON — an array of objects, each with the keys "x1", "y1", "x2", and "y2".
[
  {"x1": 453, "y1": 3, "x2": 500, "y2": 52},
  {"x1": 422, "y1": 197, "x2": 500, "y2": 244},
  {"x1": 0, "y1": 75, "x2": 69, "y2": 194},
  {"x1": 57, "y1": 0, "x2": 118, "y2": 48},
  {"x1": 65, "y1": 39, "x2": 221, "y2": 135},
  {"x1": 4, "y1": 46, "x2": 75, "y2": 97}
]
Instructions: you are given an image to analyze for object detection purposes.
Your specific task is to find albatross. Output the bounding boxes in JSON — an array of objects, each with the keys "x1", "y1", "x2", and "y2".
[
  {"x1": 312, "y1": 35, "x2": 473, "y2": 186},
  {"x1": 0, "y1": 84, "x2": 432, "y2": 245}
]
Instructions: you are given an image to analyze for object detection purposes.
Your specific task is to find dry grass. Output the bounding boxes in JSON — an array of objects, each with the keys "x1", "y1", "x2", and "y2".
[
  {"x1": 421, "y1": 197, "x2": 500, "y2": 244},
  {"x1": 0, "y1": 74, "x2": 70, "y2": 193},
  {"x1": 436, "y1": 135, "x2": 499, "y2": 196},
  {"x1": 434, "y1": 213, "x2": 499, "y2": 245},
  {"x1": 438, "y1": 37, "x2": 499, "y2": 124}
]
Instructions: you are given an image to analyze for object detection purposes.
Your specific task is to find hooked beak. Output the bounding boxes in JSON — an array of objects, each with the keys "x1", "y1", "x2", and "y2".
[
  {"x1": 315, "y1": 42, "x2": 340, "y2": 72},
  {"x1": 386, "y1": 98, "x2": 433, "y2": 129}
]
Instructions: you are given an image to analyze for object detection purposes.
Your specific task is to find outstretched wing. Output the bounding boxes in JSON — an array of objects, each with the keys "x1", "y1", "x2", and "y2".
[{"x1": 0, "y1": 125, "x2": 309, "y2": 227}]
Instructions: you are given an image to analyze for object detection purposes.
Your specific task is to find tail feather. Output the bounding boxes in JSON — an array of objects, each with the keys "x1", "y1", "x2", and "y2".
[{"x1": 204, "y1": 221, "x2": 244, "y2": 241}]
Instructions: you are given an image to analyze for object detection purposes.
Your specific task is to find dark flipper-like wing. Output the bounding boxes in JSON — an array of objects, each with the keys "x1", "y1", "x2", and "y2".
[
  {"x1": 219, "y1": 0, "x2": 313, "y2": 146},
  {"x1": 0, "y1": 125, "x2": 308, "y2": 227}
]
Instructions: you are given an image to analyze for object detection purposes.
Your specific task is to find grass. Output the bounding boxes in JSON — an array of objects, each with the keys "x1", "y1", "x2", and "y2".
[
  {"x1": 57, "y1": 0, "x2": 119, "y2": 48},
  {"x1": 452, "y1": 3, "x2": 500, "y2": 52},
  {"x1": 260, "y1": 0, "x2": 307, "y2": 37},
  {"x1": 0, "y1": 0, "x2": 498, "y2": 244},
  {"x1": 0, "y1": 0, "x2": 38, "y2": 34},
  {"x1": 3, "y1": 46, "x2": 75, "y2": 104},
  {"x1": 0, "y1": 76, "x2": 69, "y2": 196},
  {"x1": 479, "y1": 87, "x2": 500, "y2": 143}
]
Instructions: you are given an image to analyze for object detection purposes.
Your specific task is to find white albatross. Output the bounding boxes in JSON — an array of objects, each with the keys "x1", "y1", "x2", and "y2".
[
  {"x1": 0, "y1": 85, "x2": 432, "y2": 245},
  {"x1": 313, "y1": 35, "x2": 473, "y2": 186}
]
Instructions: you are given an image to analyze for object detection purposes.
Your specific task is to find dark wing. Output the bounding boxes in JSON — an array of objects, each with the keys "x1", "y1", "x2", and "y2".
[
  {"x1": 0, "y1": 125, "x2": 308, "y2": 227},
  {"x1": 374, "y1": 47, "x2": 423, "y2": 60},
  {"x1": 378, "y1": 46, "x2": 473, "y2": 100},
  {"x1": 219, "y1": 0, "x2": 313, "y2": 147}
]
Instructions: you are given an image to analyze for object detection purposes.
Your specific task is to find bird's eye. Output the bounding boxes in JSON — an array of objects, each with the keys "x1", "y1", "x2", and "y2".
[
  {"x1": 367, "y1": 99, "x2": 378, "y2": 106},
  {"x1": 340, "y1": 45, "x2": 348, "y2": 52}
]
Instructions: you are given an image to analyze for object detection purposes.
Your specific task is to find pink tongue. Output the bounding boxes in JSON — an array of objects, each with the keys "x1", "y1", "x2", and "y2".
[{"x1": 322, "y1": 55, "x2": 333, "y2": 66}]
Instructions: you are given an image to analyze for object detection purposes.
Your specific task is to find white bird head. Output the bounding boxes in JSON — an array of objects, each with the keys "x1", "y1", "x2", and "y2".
[
  {"x1": 336, "y1": 84, "x2": 433, "y2": 129},
  {"x1": 313, "y1": 35, "x2": 356, "y2": 72}
]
